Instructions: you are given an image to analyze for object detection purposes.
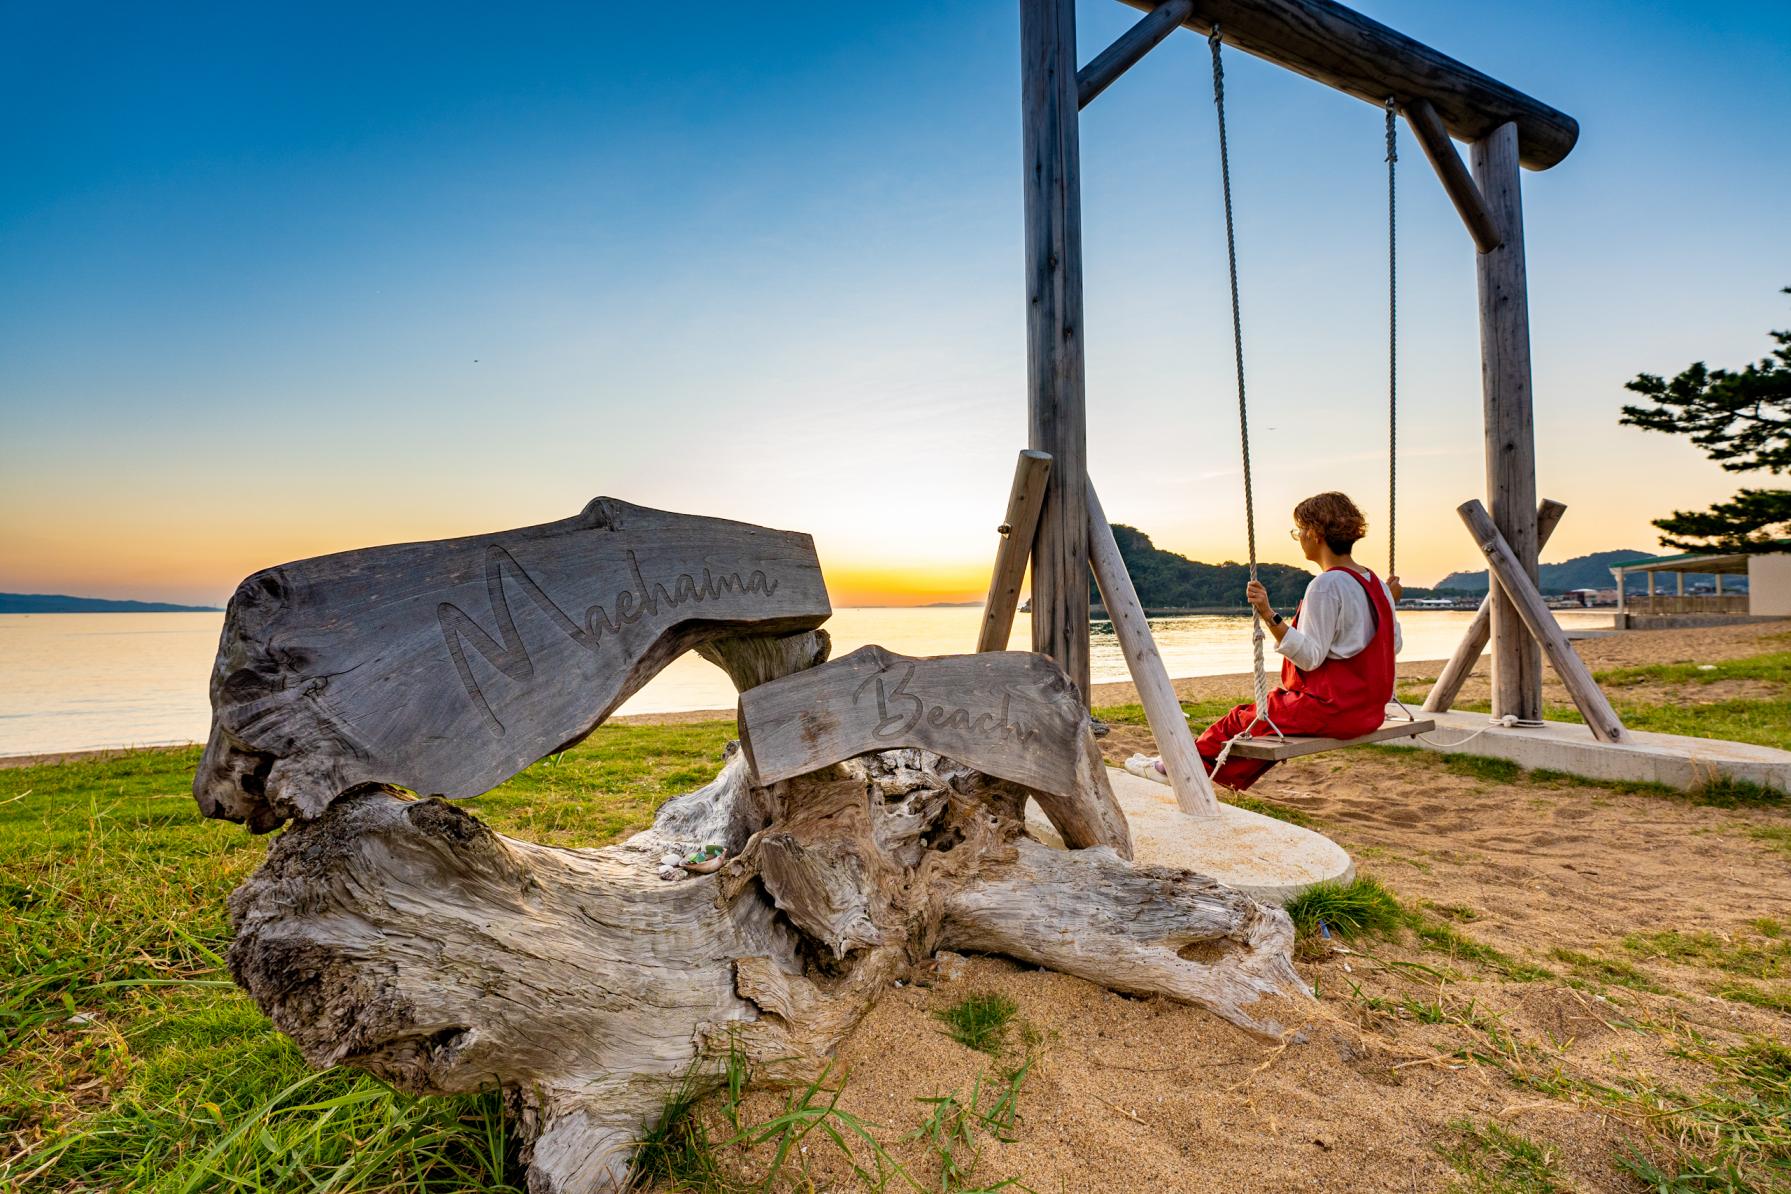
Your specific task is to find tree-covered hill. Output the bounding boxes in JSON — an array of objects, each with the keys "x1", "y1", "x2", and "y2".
[
  {"x1": 1435, "y1": 549, "x2": 1649, "y2": 595},
  {"x1": 1091, "y1": 525, "x2": 1313, "y2": 611}
]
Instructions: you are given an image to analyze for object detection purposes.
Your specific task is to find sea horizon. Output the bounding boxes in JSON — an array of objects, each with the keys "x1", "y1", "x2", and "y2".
[{"x1": 0, "y1": 607, "x2": 1616, "y2": 758}]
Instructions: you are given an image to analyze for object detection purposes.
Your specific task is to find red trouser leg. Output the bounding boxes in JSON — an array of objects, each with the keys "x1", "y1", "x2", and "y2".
[{"x1": 1194, "y1": 701, "x2": 1276, "y2": 792}]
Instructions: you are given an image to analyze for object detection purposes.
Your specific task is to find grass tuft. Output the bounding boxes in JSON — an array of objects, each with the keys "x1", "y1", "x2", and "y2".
[
  {"x1": 935, "y1": 994, "x2": 1019, "y2": 1057},
  {"x1": 1437, "y1": 1119, "x2": 1566, "y2": 1193},
  {"x1": 1283, "y1": 876, "x2": 1403, "y2": 941}
]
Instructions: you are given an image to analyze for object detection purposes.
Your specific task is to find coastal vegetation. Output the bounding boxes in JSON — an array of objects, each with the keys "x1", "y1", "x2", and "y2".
[{"x1": 1620, "y1": 285, "x2": 1791, "y2": 553}]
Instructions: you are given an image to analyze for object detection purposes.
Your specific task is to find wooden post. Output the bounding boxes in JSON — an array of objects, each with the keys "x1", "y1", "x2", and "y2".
[
  {"x1": 1403, "y1": 98, "x2": 1503, "y2": 253},
  {"x1": 1458, "y1": 500, "x2": 1627, "y2": 743},
  {"x1": 1472, "y1": 122, "x2": 1542, "y2": 725},
  {"x1": 1614, "y1": 568, "x2": 1626, "y2": 617},
  {"x1": 1021, "y1": 0, "x2": 1092, "y2": 703},
  {"x1": 977, "y1": 450, "x2": 1053, "y2": 652},
  {"x1": 1077, "y1": 0, "x2": 1196, "y2": 108},
  {"x1": 1087, "y1": 482, "x2": 1221, "y2": 818},
  {"x1": 1423, "y1": 498, "x2": 1565, "y2": 713},
  {"x1": 1677, "y1": 571, "x2": 1685, "y2": 597}
]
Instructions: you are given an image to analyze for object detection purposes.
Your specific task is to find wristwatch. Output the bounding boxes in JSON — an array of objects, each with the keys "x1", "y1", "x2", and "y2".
[{"x1": 1270, "y1": 611, "x2": 1285, "y2": 626}]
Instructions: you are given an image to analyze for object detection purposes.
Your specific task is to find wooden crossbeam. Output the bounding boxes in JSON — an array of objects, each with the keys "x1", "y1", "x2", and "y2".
[
  {"x1": 1458, "y1": 500, "x2": 1628, "y2": 743},
  {"x1": 977, "y1": 450, "x2": 1053, "y2": 653},
  {"x1": 1225, "y1": 716, "x2": 1435, "y2": 762},
  {"x1": 1110, "y1": 0, "x2": 1578, "y2": 170},
  {"x1": 1404, "y1": 98, "x2": 1504, "y2": 253},
  {"x1": 1424, "y1": 498, "x2": 1566, "y2": 713},
  {"x1": 1077, "y1": 0, "x2": 1196, "y2": 108}
]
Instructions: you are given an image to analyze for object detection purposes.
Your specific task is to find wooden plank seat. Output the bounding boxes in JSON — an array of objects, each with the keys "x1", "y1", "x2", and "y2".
[{"x1": 1224, "y1": 717, "x2": 1436, "y2": 762}]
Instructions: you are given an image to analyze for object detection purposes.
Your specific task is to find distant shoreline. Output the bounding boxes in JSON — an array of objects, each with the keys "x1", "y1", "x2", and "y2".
[{"x1": 0, "y1": 594, "x2": 222, "y2": 614}]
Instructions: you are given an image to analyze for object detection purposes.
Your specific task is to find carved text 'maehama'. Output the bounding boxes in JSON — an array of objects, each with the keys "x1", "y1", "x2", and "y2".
[
  {"x1": 438, "y1": 545, "x2": 779, "y2": 733},
  {"x1": 852, "y1": 663, "x2": 1036, "y2": 745}
]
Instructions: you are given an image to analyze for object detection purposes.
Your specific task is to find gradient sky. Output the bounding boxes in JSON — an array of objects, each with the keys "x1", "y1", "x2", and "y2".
[{"x1": 3, "y1": 1, "x2": 1787, "y2": 607}]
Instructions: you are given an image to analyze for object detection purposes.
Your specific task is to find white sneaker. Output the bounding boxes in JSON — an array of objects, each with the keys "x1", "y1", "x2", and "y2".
[{"x1": 1124, "y1": 754, "x2": 1170, "y2": 786}]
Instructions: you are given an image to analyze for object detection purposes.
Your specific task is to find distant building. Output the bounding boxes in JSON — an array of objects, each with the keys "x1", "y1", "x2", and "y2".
[{"x1": 1610, "y1": 546, "x2": 1791, "y2": 626}]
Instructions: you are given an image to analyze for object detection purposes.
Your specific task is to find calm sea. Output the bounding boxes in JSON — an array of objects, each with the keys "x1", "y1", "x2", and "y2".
[{"x1": 0, "y1": 607, "x2": 1615, "y2": 756}]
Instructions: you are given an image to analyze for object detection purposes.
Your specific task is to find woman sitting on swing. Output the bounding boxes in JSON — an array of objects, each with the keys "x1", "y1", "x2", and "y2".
[{"x1": 1140, "y1": 491, "x2": 1403, "y2": 792}]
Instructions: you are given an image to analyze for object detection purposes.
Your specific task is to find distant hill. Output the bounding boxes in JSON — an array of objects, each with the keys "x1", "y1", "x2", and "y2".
[
  {"x1": 0, "y1": 592, "x2": 222, "y2": 614},
  {"x1": 1435, "y1": 549, "x2": 1648, "y2": 595},
  {"x1": 1091, "y1": 525, "x2": 1313, "y2": 611}
]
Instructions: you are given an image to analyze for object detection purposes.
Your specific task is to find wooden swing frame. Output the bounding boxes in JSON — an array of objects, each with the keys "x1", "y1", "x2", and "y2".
[{"x1": 980, "y1": 0, "x2": 1627, "y2": 815}]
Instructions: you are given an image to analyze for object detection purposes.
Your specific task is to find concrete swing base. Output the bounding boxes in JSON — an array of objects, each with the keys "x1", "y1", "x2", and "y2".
[
  {"x1": 1026, "y1": 766, "x2": 1355, "y2": 906},
  {"x1": 1403, "y1": 710, "x2": 1791, "y2": 793}
]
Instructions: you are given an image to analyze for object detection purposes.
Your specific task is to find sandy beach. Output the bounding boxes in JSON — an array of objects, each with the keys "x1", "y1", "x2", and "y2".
[{"x1": 668, "y1": 619, "x2": 1791, "y2": 1190}]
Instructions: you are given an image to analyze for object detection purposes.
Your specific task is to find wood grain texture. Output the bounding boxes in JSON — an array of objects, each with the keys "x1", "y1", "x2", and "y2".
[
  {"x1": 1403, "y1": 98, "x2": 1503, "y2": 253},
  {"x1": 976, "y1": 450, "x2": 1052, "y2": 653},
  {"x1": 1223, "y1": 715, "x2": 1435, "y2": 761},
  {"x1": 194, "y1": 497, "x2": 830, "y2": 831},
  {"x1": 1087, "y1": 483, "x2": 1221, "y2": 817},
  {"x1": 230, "y1": 746, "x2": 1304, "y2": 1192},
  {"x1": 1472, "y1": 124, "x2": 1543, "y2": 723},
  {"x1": 1423, "y1": 498, "x2": 1566, "y2": 713},
  {"x1": 1457, "y1": 500, "x2": 1627, "y2": 743},
  {"x1": 1022, "y1": 0, "x2": 1093, "y2": 701},
  {"x1": 1077, "y1": 0, "x2": 1196, "y2": 108},
  {"x1": 1112, "y1": 0, "x2": 1578, "y2": 169},
  {"x1": 738, "y1": 645, "x2": 1131, "y2": 858}
]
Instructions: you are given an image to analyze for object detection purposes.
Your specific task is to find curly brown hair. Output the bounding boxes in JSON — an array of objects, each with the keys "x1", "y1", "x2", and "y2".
[{"x1": 1293, "y1": 492, "x2": 1368, "y2": 556}]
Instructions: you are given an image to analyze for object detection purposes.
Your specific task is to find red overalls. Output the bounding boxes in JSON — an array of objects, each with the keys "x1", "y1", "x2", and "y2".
[{"x1": 1195, "y1": 567, "x2": 1397, "y2": 791}]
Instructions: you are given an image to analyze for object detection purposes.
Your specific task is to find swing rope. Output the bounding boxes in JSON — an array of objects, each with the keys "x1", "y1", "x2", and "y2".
[
  {"x1": 1206, "y1": 30, "x2": 1409, "y2": 771},
  {"x1": 1385, "y1": 96, "x2": 1398, "y2": 582},
  {"x1": 1207, "y1": 26, "x2": 1280, "y2": 772}
]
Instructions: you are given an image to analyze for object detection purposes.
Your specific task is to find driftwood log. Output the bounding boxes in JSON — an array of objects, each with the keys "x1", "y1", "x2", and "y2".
[
  {"x1": 738, "y1": 645, "x2": 1131, "y2": 859},
  {"x1": 229, "y1": 744, "x2": 1307, "y2": 1193},
  {"x1": 201, "y1": 507, "x2": 1310, "y2": 1194},
  {"x1": 195, "y1": 498, "x2": 829, "y2": 831}
]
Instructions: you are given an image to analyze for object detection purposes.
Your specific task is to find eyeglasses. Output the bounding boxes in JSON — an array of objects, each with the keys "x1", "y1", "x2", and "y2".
[{"x1": 1288, "y1": 527, "x2": 1303, "y2": 542}]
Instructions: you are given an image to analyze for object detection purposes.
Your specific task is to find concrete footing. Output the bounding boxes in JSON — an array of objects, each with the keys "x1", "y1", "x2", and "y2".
[
  {"x1": 1404, "y1": 710, "x2": 1791, "y2": 792},
  {"x1": 1026, "y1": 766, "x2": 1355, "y2": 906}
]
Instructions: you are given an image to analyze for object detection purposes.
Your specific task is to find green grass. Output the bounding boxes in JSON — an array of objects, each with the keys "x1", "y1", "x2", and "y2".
[
  {"x1": 1364, "y1": 742, "x2": 1784, "y2": 809},
  {"x1": 1743, "y1": 824, "x2": 1791, "y2": 857},
  {"x1": 1282, "y1": 876, "x2": 1403, "y2": 941},
  {"x1": 1548, "y1": 948, "x2": 1668, "y2": 994},
  {"x1": 1622, "y1": 930, "x2": 1789, "y2": 981},
  {"x1": 1438, "y1": 1119, "x2": 1567, "y2": 1193},
  {"x1": 1092, "y1": 698, "x2": 1240, "y2": 729},
  {"x1": 0, "y1": 723, "x2": 739, "y2": 1189},
  {"x1": 935, "y1": 994, "x2": 1019, "y2": 1057}
]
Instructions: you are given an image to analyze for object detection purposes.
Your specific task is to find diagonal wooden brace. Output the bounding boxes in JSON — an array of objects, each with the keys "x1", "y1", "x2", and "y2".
[
  {"x1": 1457, "y1": 500, "x2": 1628, "y2": 743},
  {"x1": 977, "y1": 450, "x2": 1053, "y2": 653},
  {"x1": 1087, "y1": 482, "x2": 1222, "y2": 818},
  {"x1": 1424, "y1": 498, "x2": 1566, "y2": 713},
  {"x1": 1077, "y1": 0, "x2": 1196, "y2": 108}
]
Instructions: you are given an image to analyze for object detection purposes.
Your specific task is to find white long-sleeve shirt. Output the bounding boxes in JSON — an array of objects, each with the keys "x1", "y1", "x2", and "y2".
[{"x1": 1274, "y1": 568, "x2": 1403, "y2": 673}]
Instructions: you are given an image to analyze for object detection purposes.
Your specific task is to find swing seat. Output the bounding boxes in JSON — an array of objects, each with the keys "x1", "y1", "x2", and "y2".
[{"x1": 1225, "y1": 715, "x2": 1434, "y2": 762}]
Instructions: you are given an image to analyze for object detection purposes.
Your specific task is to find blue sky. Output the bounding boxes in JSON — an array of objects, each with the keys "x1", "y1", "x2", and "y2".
[{"x1": 2, "y1": 1, "x2": 1787, "y2": 604}]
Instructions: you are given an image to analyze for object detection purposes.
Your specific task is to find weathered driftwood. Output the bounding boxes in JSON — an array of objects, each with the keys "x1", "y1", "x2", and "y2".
[
  {"x1": 194, "y1": 498, "x2": 830, "y2": 831},
  {"x1": 229, "y1": 744, "x2": 1306, "y2": 1194},
  {"x1": 738, "y1": 645, "x2": 1131, "y2": 858}
]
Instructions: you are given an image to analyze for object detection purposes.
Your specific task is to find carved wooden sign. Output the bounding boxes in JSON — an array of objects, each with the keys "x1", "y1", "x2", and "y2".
[
  {"x1": 195, "y1": 497, "x2": 830, "y2": 830},
  {"x1": 738, "y1": 646, "x2": 1131, "y2": 855}
]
